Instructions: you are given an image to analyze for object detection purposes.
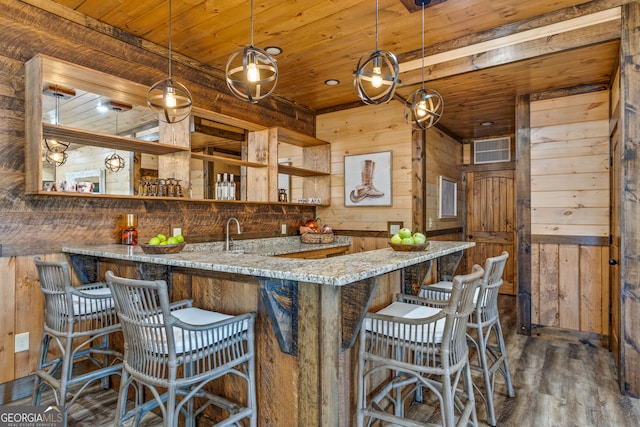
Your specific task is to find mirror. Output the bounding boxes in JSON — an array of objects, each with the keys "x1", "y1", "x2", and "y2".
[
  {"x1": 41, "y1": 85, "x2": 160, "y2": 195},
  {"x1": 28, "y1": 55, "x2": 323, "y2": 204}
]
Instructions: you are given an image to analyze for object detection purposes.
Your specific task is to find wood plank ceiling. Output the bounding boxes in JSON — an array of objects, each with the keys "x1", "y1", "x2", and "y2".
[{"x1": 45, "y1": 0, "x2": 622, "y2": 142}]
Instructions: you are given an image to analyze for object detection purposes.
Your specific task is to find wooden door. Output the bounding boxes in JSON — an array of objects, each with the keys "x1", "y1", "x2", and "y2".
[{"x1": 465, "y1": 170, "x2": 516, "y2": 295}]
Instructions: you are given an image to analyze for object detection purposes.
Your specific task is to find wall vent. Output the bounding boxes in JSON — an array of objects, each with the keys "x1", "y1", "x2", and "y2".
[{"x1": 473, "y1": 137, "x2": 511, "y2": 164}]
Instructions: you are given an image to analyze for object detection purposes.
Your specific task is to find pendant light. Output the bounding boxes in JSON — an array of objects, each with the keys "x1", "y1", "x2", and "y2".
[
  {"x1": 225, "y1": 0, "x2": 278, "y2": 103},
  {"x1": 43, "y1": 84, "x2": 71, "y2": 160},
  {"x1": 45, "y1": 150, "x2": 68, "y2": 167},
  {"x1": 105, "y1": 108, "x2": 125, "y2": 173},
  {"x1": 354, "y1": 0, "x2": 401, "y2": 104},
  {"x1": 404, "y1": 0, "x2": 444, "y2": 129},
  {"x1": 147, "y1": 0, "x2": 192, "y2": 123}
]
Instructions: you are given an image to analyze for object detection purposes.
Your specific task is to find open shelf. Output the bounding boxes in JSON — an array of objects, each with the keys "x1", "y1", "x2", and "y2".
[
  {"x1": 278, "y1": 164, "x2": 330, "y2": 177},
  {"x1": 43, "y1": 123, "x2": 188, "y2": 155},
  {"x1": 191, "y1": 152, "x2": 267, "y2": 168}
]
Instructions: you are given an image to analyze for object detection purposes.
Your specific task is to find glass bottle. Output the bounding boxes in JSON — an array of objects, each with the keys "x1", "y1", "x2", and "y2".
[
  {"x1": 121, "y1": 213, "x2": 138, "y2": 245},
  {"x1": 222, "y1": 173, "x2": 229, "y2": 200},
  {"x1": 215, "y1": 173, "x2": 222, "y2": 200},
  {"x1": 229, "y1": 174, "x2": 236, "y2": 200}
]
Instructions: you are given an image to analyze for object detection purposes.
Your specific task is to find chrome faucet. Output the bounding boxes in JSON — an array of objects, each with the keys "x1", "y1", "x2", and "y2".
[{"x1": 225, "y1": 218, "x2": 242, "y2": 251}]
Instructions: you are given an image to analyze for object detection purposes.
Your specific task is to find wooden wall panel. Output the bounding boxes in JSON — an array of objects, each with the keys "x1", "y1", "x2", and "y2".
[
  {"x1": 530, "y1": 92, "x2": 610, "y2": 238},
  {"x1": 530, "y1": 242, "x2": 609, "y2": 335},
  {"x1": 0, "y1": 257, "x2": 16, "y2": 384},
  {"x1": 316, "y1": 103, "x2": 413, "y2": 232},
  {"x1": 316, "y1": 103, "x2": 463, "y2": 235},
  {"x1": 528, "y1": 90, "x2": 611, "y2": 337}
]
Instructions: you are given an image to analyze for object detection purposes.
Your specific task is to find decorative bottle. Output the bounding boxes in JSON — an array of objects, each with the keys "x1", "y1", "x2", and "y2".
[
  {"x1": 215, "y1": 173, "x2": 222, "y2": 200},
  {"x1": 229, "y1": 174, "x2": 236, "y2": 200},
  {"x1": 222, "y1": 173, "x2": 229, "y2": 200},
  {"x1": 121, "y1": 213, "x2": 138, "y2": 245}
]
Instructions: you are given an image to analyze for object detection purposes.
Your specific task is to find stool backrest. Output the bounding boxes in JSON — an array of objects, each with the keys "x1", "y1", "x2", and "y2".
[
  {"x1": 33, "y1": 256, "x2": 74, "y2": 333},
  {"x1": 476, "y1": 251, "x2": 509, "y2": 322},
  {"x1": 443, "y1": 264, "x2": 485, "y2": 366},
  {"x1": 105, "y1": 271, "x2": 176, "y2": 379}
]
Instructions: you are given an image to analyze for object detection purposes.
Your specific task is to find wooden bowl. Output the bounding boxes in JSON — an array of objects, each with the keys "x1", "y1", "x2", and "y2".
[
  {"x1": 139, "y1": 242, "x2": 186, "y2": 254},
  {"x1": 388, "y1": 242, "x2": 430, "y2": 252}
]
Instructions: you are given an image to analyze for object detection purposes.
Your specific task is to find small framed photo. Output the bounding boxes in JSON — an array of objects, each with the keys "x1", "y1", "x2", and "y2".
[
  {"x1": 439, "y1": 176, "x2": 457, "y2": 218},
  {"x1": 344, "y1": 151, "x2": 392, "y2": 207}
]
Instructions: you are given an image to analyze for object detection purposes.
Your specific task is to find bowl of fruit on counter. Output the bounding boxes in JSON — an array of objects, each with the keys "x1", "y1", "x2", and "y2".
[
  {"x1": 139, "y1": 233, "x2": 186, "y2": 254},
  {"x1": 388, "y1": 228, "x2": 429, "y2": 251}
]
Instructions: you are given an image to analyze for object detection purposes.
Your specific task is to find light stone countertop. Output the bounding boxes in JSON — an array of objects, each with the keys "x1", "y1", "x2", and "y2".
[{"x1": 62, "y1": 238, "x2": 474, "y2": 287}]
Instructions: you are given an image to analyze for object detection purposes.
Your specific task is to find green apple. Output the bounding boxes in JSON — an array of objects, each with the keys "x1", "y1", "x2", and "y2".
[
  {"x1": 174, "y1": 234, "x2": 185, "y2": 243},
  {"x1": 167, "y1": 236, "x2": 178, "y2": 245},
  {"x1": 401, "y1": 237, "x2": 415, "y2": 245},
  {"x1": 156, "y1": 233, "x2": 167, "y2": 242},
  {"x1": 148, "y1": 236, "x2": 161, "y2": 245},
  {"x1": 390, "y1": 233, "x2": 402, "y2": 244},
  {"x1": 412, "y1": 232, "x2": 426, "y2": 245},
  {"x1": 398, "y1": 228, "x2": 412, "y2": 239}
]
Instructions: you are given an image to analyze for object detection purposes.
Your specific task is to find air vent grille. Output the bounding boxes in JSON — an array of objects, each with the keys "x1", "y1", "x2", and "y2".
[{"x1": 473, "y1": 137, "x2": 510, "y2": 164}]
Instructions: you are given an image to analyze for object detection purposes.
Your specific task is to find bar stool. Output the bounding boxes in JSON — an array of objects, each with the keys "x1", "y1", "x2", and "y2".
[
  {"x1": 420, "y1": 252, "x2": 515, "y2": 427},
  {"x1": 357, "y1": 265, "x2": 485, "y2": 427},
  {"x1": 32, "y1": 257, "x2": 122, "y2": 424},
  {"x1": 105, "y1": 270, "x2": 257, "y2": 427}
]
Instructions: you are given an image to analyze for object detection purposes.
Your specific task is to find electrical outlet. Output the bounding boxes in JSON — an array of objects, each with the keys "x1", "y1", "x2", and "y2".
[
  {"x1": 428, "y1": 218, "x2": 433, "y2": 229},
  {"x1": 171, "y1": 225, "x2": 182, "y2": 237},
  {"x1": 15, "y1": 332, "x2": 29, "y2": 353},
  {"x1": 281, "y1": 224, "x2": 287, "y2": 235}
]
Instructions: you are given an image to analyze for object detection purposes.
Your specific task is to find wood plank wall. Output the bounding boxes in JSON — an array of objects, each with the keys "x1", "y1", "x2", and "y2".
[
  {"x1": 316, "y1": 103, "x2": 463, "y2": 235},
  {"x1": 529, "y1": 91, "x2": 610, "y2": 336},
  {"x1": 0, "y1": 0, "x2": 318, "y2": 386}
]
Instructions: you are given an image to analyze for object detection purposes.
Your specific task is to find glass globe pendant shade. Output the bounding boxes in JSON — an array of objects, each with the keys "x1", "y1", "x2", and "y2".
[
  {"x1": 44, "y1": 137, "x2": 69, "y2": 153},
  {"x1": 45, "y1": 150, "x2": 68, "y2": 167},
  {"x1": 226, "y1": 45, "x2": 278, "y2": 103},
  {"x1": 147, "y1": 78, "x2": 193, "y2": 123},
  {"x1": 354, "y1": 50, "x2": 400, "y2": 104},
  {"x1": 404, "y1": 87, "x2": 444, "y2": 129},
  {"x1": 105, "y1": 152, "x2": 125, "y2": 173}
]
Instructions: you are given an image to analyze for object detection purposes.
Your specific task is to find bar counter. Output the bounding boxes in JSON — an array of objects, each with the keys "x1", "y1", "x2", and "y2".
[{"x1": 62, "y1": 238, "x2": 474, "y2": 426}]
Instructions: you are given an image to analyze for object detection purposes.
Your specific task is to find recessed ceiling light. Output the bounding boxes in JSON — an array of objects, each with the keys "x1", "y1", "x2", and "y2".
[
  {"x1": 265, "y1": 46, "x2": 282, "y2": 55},
  {"x1": 324, "y1": 79, "x2": 340, "y2": 86},
  {"x1": 481, "y1": 121, "x2": 494, "y2": 126}
]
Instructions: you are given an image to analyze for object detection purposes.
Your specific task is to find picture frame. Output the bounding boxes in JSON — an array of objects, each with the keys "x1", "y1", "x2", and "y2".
[
  {"x1": 65, "y1": 169, "x2": 106, "y2": 194},
  {"x1": 344, "y1": 151, "x2": 392, "y2": 207},
  {"x1": 438, "y1": 176, "x2": 457, "y2": 218}
]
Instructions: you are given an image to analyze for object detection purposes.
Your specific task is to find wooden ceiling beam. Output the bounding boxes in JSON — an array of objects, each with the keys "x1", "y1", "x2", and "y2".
[{"x1": 399, "y1": 19, "x2": 621, "y2": 86}]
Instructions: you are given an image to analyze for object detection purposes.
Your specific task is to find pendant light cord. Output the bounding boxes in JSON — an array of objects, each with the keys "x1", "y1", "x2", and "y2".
[
  {"x1": 168, "y1": 0, "x2": 173, "y2": 79},
  {"x1": 250, "y1": 0, "x2": 254, "y2": 47},
  {"x1": 54, "y1": 85, "x2": 60, "y2": 125},
  {"x1": 375, "y1": 0, "x2": 379, "y2": 51},
  {"x1": 421, "y1": 3, "x2": 425, "y2": 90}
]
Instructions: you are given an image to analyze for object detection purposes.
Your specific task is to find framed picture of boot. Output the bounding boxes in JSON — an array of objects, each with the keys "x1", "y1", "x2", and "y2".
[{"x1": 344, "y1": 151, "x2": 392, "y2": 206}]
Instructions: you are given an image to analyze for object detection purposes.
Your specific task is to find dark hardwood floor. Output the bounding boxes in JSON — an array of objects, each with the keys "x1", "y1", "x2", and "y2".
[
  {"x1": 4, "y1": 295, "x2": 640, "y2": 426},
  {"x1": 406, "y1": 295, "x2": 640, "y2": 426}
]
